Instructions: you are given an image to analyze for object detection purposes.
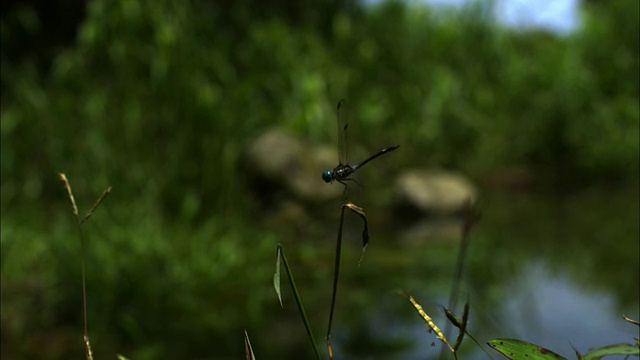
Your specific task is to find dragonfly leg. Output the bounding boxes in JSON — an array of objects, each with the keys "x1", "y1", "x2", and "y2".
[
  {"x1": 341, "y1": 178, "x2": 364, "y2": 188},
  {"x1": 336, "y1": 179, "x2": 349, "y2": 199},
  {"x1": 336, "y1": 178, "x2": 364, "y2": 198}
]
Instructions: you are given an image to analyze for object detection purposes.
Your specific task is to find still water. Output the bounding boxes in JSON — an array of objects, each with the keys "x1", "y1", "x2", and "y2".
[{"x1": 318, "y1": 185, "x2": 639, "y2": 359}]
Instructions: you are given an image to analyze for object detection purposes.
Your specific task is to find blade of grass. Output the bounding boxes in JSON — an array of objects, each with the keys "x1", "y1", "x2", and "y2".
[
  {"x1": 59, "y1": 174, "x2": 92, "y2": 360},
  {"x1": 275, "y1": 244, "x2": 321, "y2": 359},
  {"x1": 326, "y1": 202, "x2": 369, "y2": 359},
  {"x1": 445, "y1": 199, "x2": 479, "y2": 318},
  {"x1": 244, "y1": 329, "x2": 256, "y2": 360},
  {"x1": 81, "y1": 186, "x2": 112, "y2": 225},
  {"x1": 582, "y1": 343, "x2": 640, "y2": 360},
  {"x1": 441, "y1": 199, "x2": 479, "y2": 360},
  {"x1": 441, "y1": 304, "x2": 494, "y2": 359},
  {"x1": 344, "y1": 203, "x2": 369, "y2": 268},
  {"x1": 452, "y1": 302, "x2": 469, "y2": 351},
  {"x1": 274, "y1": 246, "x2": 283, "y2": 308},
  {"x1": 623, "y1": 315, "x2": 640, "y2": 326},
  {"x1": 59, "y1": 173, "x2": 110, "y2": 360},
  {"x1": 325, "y1": 203, "x2": 346, "y2": 360}
]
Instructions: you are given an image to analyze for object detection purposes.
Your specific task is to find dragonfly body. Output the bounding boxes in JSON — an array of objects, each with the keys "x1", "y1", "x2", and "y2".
[
  {"x1": 322, "y1": 100, "x2": 399, "y2": 186},
  {"x1": 322, "y1": 145, "x2": 400, "y2": 185}
]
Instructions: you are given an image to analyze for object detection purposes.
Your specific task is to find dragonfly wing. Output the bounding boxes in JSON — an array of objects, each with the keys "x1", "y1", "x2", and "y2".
[{"x1": 337, "y1": 99, "x2": 349, "y2": 166}]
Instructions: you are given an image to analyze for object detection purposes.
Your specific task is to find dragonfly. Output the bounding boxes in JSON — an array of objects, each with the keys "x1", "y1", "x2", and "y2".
[{"x1": 322, "y1": 100, "x2": 400, "y2": 186}]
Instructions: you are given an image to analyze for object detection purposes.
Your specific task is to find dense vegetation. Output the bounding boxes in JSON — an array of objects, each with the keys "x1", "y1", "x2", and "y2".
[
  {"x1": 1, "y1": 0, "x2": 638, "y2": 359},
  {"x1": 2, "y1": 0, "x2": 638, "y2": 217}
]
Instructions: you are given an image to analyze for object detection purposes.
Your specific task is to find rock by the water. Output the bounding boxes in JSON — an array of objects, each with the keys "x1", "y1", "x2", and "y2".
[
  {"x1": 244, "y1": 130, "x2": 342, "y2": 203},
  {"x1": 394, "y1": 169, "x2": 477, "y2": 217},
  {"x1": 393, "y1": 169, "x2": 478, "y2": 242}
]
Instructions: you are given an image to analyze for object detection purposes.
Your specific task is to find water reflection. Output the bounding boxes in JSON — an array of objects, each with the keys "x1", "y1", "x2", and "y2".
[
  {"x1": 500, "y1": 261, "x2": 639, "y2": 358},
  {"x1": 365, "y1": 261, "x2": 639, "y2": 360},
  {"x1": 324, "y1": 185, "x2": 639, "y2": 359}
]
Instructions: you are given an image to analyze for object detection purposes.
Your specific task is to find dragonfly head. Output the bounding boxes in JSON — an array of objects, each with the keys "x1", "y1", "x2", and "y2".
[{"x1": 322, "y1": 170, "x2": 333, "y2": 183}]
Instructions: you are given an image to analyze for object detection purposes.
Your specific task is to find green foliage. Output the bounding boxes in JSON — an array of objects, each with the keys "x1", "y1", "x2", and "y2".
[
  {"x1": 1, "y1": 201, "x2": 279, "y2": 359},
  {"x1": 2, "y1": 0, "x2": 638, "y2": 220},
  {"x1": 2, "y1": 0, "x2": 338, "y2": 220},
  {"x1": 488, "y1": 338, "x2": 640, "y2": 360},
  {"x1": 488, "y1": 339, "x2": 567, "y2": 360}
]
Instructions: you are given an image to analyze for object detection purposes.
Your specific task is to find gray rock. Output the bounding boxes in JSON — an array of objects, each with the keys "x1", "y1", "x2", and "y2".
[
  {"x1": 394, "y1": 169, "x2": 478, "y2": 216},
  {"x1": 245, "y1": 130, "x2": 342, "y2": 203},
  {"x1": 393, "y1": 169, "x2": 478, "y2": 242}
]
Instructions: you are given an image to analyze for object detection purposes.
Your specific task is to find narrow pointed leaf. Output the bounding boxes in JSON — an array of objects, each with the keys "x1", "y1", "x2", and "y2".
[
  {"x1": 81, "y1": 186, "x2": 112, "y2": 224},
  {"x1": 344, "y1": 202, "x2": 369, "y2": 249},
  {"x1": 343, "y1": 202, "x2": 369, "y2": 267},
  {"x1": 278, "y1": 245, "x2": 321, "y2": 359},
  {"x1": 488, "y1": 339, "x2": 567, "y2": 360},
  {"x1": 273, "y1": 245, "x2": 283, "y2": 307},
  {"x1": 327, "y1": 202, "x2": 370, "y2": 359},
  {"x1": 623, "y1": 315, "x2": 640, "y2": 326},
  {"x1": 440, "y1": 304, "x2": 494, "y2": 359},
  {"x1": 244, "y1": 330, "x2": 256, "y2": 360},
  {"x1": 452, "y1": 302, "x2": 469, "y2": 351},
  {"x1": 582, "y1": 343, "x2": 639, "y2": 360}
]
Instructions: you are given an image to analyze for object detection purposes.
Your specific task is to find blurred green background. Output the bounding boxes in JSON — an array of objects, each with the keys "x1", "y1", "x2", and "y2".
[{"x1": 1, "y1": 0, "x2": 638, "y2": 359}]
